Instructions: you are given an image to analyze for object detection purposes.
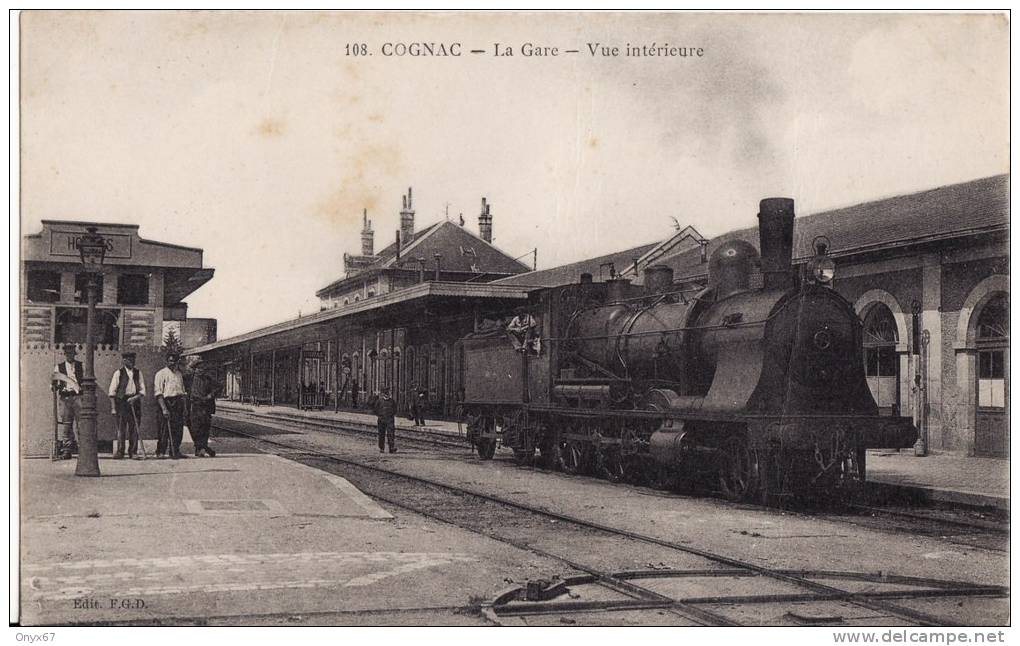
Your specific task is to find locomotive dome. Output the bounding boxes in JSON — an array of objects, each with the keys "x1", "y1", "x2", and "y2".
[{"x1": 708, "y1": 239, "x2": 760, "y2": 298}]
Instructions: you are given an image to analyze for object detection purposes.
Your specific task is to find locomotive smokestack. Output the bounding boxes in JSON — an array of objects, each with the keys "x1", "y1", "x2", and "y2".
[{"x1": 757, "y1": 197, "x2": 795, "y2": 290}]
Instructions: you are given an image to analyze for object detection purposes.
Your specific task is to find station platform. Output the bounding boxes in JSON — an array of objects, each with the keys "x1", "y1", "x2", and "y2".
[
  {"x1": 16, "y1": 445, "x2": 501, "y2": 626},
  {"x1": 865, "y1": 450, "x2": 1010, "y2": 511},
  {"x1": 216, "y1": 400, "x2": 1011, "y2": 511}
]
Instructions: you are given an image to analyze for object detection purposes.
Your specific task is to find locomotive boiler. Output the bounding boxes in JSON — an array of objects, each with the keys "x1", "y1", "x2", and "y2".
[{"x1": 460, "y1": 198, "x2": 917, "y2": 503}]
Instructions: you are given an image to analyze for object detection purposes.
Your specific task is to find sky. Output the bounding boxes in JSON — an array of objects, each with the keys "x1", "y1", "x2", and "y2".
[{"x1": 19, "y1": 11, "x2": 1009, "y2": 338}]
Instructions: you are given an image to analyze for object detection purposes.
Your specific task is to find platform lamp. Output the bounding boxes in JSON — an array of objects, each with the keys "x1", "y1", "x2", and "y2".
[{"x1": 75, "y1": 226, "x2": 106, "y2": 477}]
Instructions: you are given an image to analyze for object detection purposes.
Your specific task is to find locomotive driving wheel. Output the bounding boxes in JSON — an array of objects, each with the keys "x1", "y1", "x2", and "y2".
[
  {"x1": 717, "y1": 436, "x2": 761, "y2": 502},
  {"x1": 476, "y1": 437, "x2": 497, "y2": 460},
  {"x1": 468, "y1": 415, "x2": 497, "y2": 460},
  {"x1": 596, "y1": 447, "x2": 626, "y2": 483},
  {"x1": 537, "y1": 435, "x2": 560, "y2": 470},
  {"x1": 559, "y1": 442, "x2": 586, "y2": 475}
]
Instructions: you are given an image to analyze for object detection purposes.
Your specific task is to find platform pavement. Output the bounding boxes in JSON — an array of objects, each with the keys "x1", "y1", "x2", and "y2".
[
  {"x1": 865, "y1": 450, "x2": 1010, "y2": 510},
  {"x1": 15, "y1": 445, "x2": 512, "y2": 626},
  {"x1": 215, "y1": 400, "x2": 1010, "y2": 511}
]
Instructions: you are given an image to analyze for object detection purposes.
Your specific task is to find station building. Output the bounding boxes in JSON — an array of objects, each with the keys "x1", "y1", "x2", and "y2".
[
  {"x1": 20, "y1": 220, "x2": 217, "y2": 455},
  {"x1": 190, "y1": 189, "x2": 532, "y2": 416},
  {"x1": 498, "y1": 174, "x2": 1010, "y2": 458}
]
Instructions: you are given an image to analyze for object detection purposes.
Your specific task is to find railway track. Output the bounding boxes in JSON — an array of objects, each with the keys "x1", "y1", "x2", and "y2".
[
  {"x1": 216, "y1": 408, "x2": 1009, "y2": 548},
  {"x1": 216, "y1": 409, "x2": 469, "y2": 450},
  {"x1": 213, "y1": 414, "x2": 1009, "y2": 626}
]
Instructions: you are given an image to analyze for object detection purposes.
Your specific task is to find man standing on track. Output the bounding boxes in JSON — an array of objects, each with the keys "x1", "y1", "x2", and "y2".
[
  {"x1": 371, "y1": 386, "x2": 398, "y2": 454},
  {"x1": 412, "y1": 387, "x2": 428, "y2": 429},
  {"x1": 154, "y1": 353, "x2": 188, "y2": 459},
  {"x1": 107, "y1": 350, "x2": 146, "y2": 459}
]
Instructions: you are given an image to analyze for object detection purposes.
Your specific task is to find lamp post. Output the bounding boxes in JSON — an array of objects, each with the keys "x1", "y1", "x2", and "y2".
[{"x1": 75, "y1": 226, "x2": 106, "y2": 477}]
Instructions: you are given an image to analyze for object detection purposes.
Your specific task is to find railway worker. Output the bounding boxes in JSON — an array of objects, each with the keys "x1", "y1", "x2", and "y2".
[
  {"x1": 107, "y1": 351, "x2": 146, "y2": 459},
  {"x1": 51, "y1": 343, "x2": 83, "y2": 460},
  {"x1": 412, "y1": 387, "x2": 427, "y2": 429},
  {"x1": 372, "y1": 386, "x2": 398, "y2": 454},
  {"x1": 154, "y1": 353, "x2": 188, "y2": 459},
  {"x1": 188, "y1": 359, "x2": 218, "y2": 457}
]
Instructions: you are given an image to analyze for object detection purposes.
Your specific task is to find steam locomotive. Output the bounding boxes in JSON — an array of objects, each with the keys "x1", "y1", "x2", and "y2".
[{"x1": 460, "y1": 198, "x2": 918, "y2": 503}]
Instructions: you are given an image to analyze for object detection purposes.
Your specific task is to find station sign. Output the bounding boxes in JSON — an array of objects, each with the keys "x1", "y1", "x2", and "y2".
[{"x1": 49, "y1": 229, "x2": 133, "y2": 259}]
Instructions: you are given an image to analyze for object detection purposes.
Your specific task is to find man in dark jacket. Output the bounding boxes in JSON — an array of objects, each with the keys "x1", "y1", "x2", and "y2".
[
  {"x1": 371, "y1": 387, "x2": 398, "y2": 454},
  {"x1": 412, "y1": 388, "x2": 427, "y2": 428},
  {"x1": 188, "y1": 359, "x2": 218, "y2": 457}
]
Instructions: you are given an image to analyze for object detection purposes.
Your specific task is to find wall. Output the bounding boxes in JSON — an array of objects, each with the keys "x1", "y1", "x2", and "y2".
[
  {"x1": 836, "y1": 267, "x2": 922, "y2": 311},
  {"x1": 22, "y1": 263, "x2": 166, "y2": 347},
  {"x1": 938, "y1": 263, "x2": 1009, "y2": 454},
  {"x1": 21, "y1": 344, "x2": 174, "y2": 456},
  {"x1": 836, "y1": 249, "x2": 1009, "y2": 455}
]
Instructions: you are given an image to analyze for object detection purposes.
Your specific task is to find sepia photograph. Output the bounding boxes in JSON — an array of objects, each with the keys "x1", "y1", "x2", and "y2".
[{"x1": 11, "y1": 9, "x2": 1011, "y2": 635}]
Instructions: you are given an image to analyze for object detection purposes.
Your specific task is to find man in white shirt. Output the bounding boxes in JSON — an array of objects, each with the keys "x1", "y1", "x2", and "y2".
[
  {"x1": 154, "y1": 353, "x2": 188, "y2": 459},
  {"x1": 51, "y1": 344, "x2": 83, "y2": 460},
  {"x1": 108, "y1": 351, "x2": 146, "y2": 459}
]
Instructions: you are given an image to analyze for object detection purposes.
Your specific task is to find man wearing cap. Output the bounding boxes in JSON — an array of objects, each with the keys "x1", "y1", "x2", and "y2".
[
  {"x1": 370, "y1": 386, "x2": 398, "y2": 454},
  {"x1": 107, "y1": 351, "x2": 146, "y2": 459},
  {"x1": 154, "y1": 353, "x2": 188, "y2": 459},
  {"x1": 51, "y1": 344, "x2": 83, "y2": 460},
  {"x1": 188, "y1": 359, "x2": 218, "y2": 457}
]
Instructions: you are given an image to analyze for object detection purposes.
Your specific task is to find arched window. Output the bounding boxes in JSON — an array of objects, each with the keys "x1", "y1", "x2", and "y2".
[
  {"x1": 379, "y1": 348, "x2": 390, "y2": 391},
  {"x1": 343, "y1": 298, "x2": 349, "y2": 306},
  {"x1": 863, "y1": 304, "x2": 899, "y2": 414},
  {"x1": 976, "y1": 294, "x2": 1008, "y2": 409}
]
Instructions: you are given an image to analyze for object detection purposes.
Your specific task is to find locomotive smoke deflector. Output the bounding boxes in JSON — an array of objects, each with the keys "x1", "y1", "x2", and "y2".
[{"x1": 757, "y1": 197, "x2": 795, "y2": 290}]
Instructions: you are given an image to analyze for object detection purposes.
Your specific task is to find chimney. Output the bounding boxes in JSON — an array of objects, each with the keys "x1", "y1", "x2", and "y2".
[
  {"x1": 400, "y1": 187, "x2": 415, "y2": 245},
  {"x1": 395, "y1": 229, "x2": 401, "y2": 261},
  {"x1": 434, "y1": 253, "x2": 443, "y2": 282},
  {"x1": 360, "y1": 209, "x2": 374, "y2": 256},
  {"x1": 757, "y1": 198, "x2": 795, "y2": 290},
  {"x1": 478, "y1": 197, "x2": 493, "y2": 243}
]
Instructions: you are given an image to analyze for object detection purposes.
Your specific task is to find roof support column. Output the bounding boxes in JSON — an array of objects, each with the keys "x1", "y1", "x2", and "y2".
[
  {"x1": 920, "y1": 252, "x2": 943, "y2": 450},
  {"x1": 249, "y1": 352, "x2": 254, "y2": 405},
  {"x1": 335, "y1": 332, "x2": 341, "y2": 413},
  {"x1": 298, "y1": 348, "x2": 303, "y2": 409},
  {"x1": 270, "y1": 350, "x2": 276, "y2": 407}
]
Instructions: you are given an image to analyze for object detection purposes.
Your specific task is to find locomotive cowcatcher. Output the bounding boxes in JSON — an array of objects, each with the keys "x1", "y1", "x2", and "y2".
[{"x1": 459, "y1": 198, "x2": 918, "y2": 504}]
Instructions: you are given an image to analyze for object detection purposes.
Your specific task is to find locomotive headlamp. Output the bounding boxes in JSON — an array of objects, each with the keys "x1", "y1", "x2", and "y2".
[{"x1": 807, "y1": 236, "x2": 835, "y2": 285}]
